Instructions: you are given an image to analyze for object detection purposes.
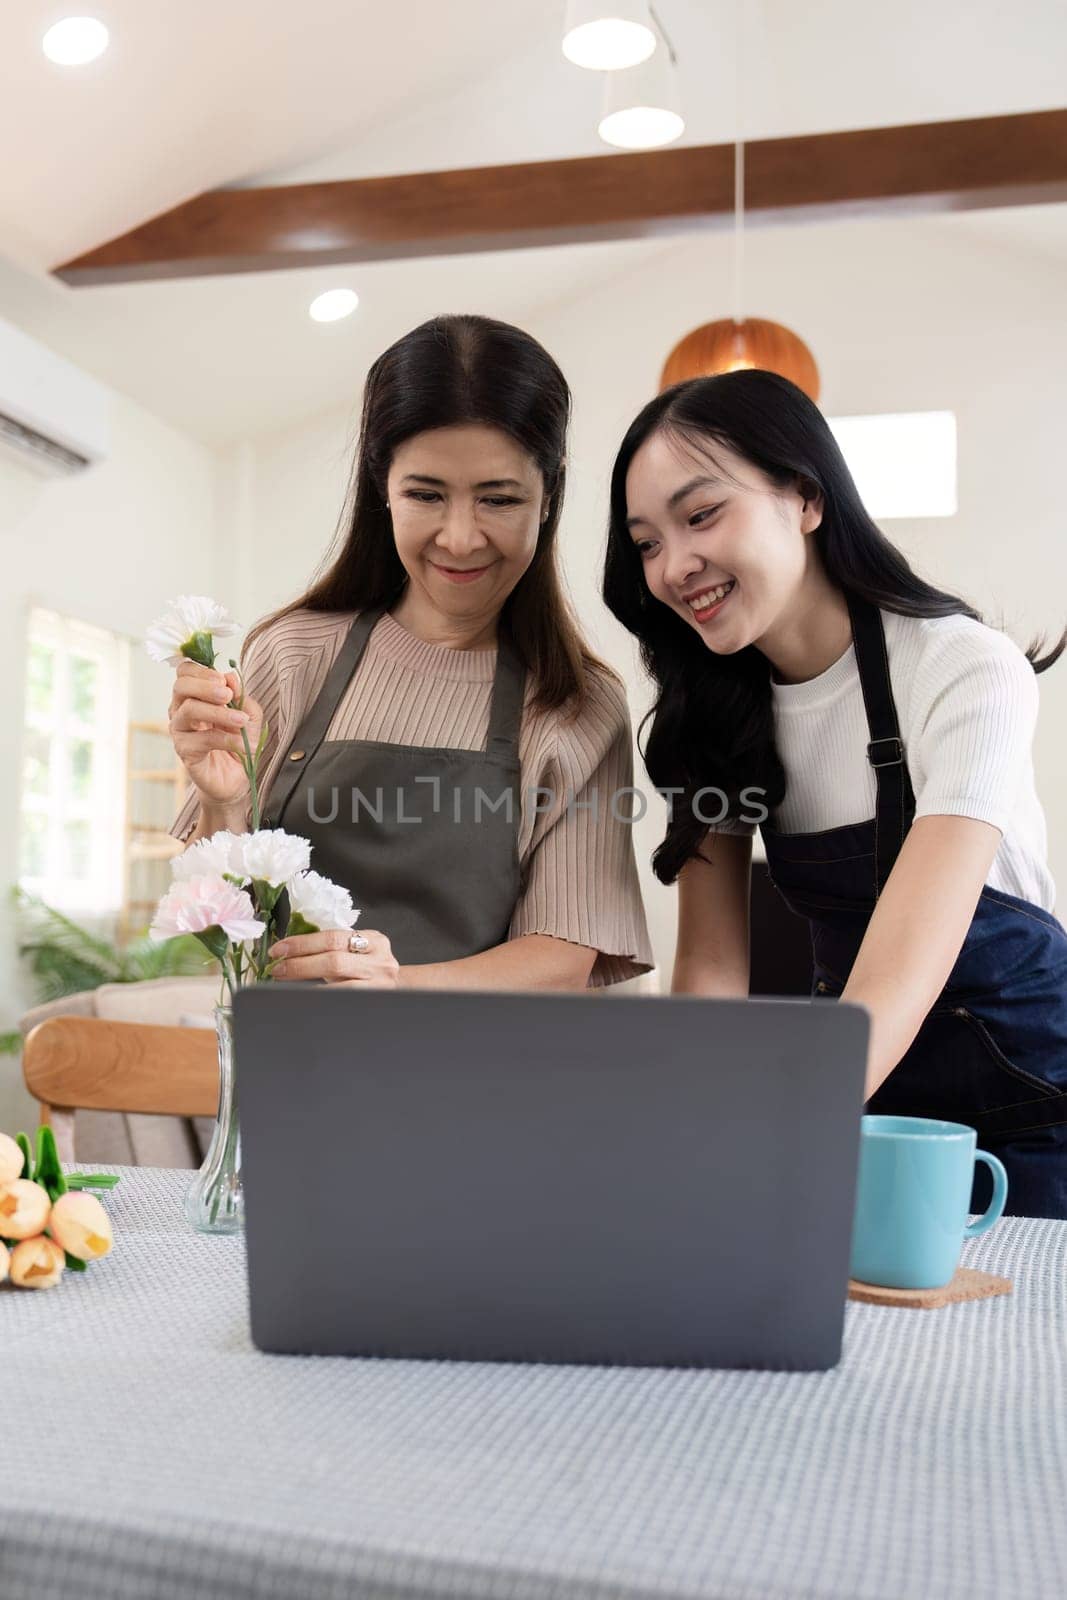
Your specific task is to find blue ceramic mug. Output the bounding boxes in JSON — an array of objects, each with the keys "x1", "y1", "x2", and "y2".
[{"x1": 850, "y1": 1115, "x2": 1008, "y2": 1289}]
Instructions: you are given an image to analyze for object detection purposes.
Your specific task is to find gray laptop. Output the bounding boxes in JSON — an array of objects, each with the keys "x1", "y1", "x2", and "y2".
[{"x1": 235, "y1": 985, "x2": 868, "y2": 1372}]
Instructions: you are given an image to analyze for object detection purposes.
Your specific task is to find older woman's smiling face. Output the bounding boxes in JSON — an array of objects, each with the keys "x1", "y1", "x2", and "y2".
[
  {"x1": 624, "y1": 429, "x2": 823, "y2": 656},
  {"x1": 387, "y1": 424, "x2": 545, "y2": 639}
]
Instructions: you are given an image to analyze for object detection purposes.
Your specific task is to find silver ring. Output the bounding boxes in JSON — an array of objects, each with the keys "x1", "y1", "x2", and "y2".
[{"x1": 348, "y1": 931, "x2": 370, "y2": 954}]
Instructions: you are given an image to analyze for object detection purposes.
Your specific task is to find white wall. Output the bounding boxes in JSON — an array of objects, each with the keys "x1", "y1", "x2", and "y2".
[
  {"x1": 223, "y1": 212, "x2": 1067, "y2": 985},
  {"x1": 0, "y1": 387, "x2": 221, "y2": 1129}
]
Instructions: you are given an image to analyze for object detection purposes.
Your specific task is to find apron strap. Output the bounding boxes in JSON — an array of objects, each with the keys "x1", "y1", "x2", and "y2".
[
  {"x1": 265, "y1": 607, "x2": 526, "y2": 827},
  {"x1": 485, "y1": 629, "x2": 527, "y2": 762},
  {"x1": 264, "y1": 606, "x2": 385, "y2": 830},
  {"x1": 846, "y1": 593, "x2": 916, "y2": 896}
]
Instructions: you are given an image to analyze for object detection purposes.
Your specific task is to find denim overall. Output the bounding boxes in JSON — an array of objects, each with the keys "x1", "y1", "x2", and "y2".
[
  {"x1": 262, "y1": 604, "x2": 526, "y2": 966},
  {"x1": 762, "y1": 595, "x2": 1067, "y2": 1218}
]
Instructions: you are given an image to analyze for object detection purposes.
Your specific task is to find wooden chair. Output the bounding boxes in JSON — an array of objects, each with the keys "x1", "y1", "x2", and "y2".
[{"x1": 22, "y1": 1017, "x2": 219, "y2": 1163}]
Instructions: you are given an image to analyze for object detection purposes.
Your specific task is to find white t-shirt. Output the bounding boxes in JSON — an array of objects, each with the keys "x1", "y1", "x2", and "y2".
[{"x1": 718, "y1": 609, "x2": 1056, "y2": 913}]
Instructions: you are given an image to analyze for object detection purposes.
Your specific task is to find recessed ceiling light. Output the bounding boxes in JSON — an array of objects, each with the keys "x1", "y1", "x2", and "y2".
[
  {"x1": 42, "y1": 16, "x2": 110, "y2": 66},
  {"x1": 309, "y1": 289, "x2": 359, "y2": 323}
]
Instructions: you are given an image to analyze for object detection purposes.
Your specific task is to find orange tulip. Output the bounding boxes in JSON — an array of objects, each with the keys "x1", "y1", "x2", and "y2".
[
  {"x1": 0, "y1": 1132, "x2": 23, "y2": 1186},
  {"x1": 0, "y1": 1179, "x2": 51, "y2": 1240},
  {"x1": 48, "y1": 1191, "x2": 113, "y2": 1261},
  {"x1": 9, "y1": 1235, "x2": 65, "y2": 1289}
]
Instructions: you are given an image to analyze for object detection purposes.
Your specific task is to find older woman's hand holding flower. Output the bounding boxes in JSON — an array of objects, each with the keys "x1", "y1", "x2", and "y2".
[
  {"x1": 147, "y1": 594, "x2": 396, "y2": 997},
  {"x1": 268, "y1": 869, "x2": 401, "y2": 987},
  {"x1": 268, "y1": 929, "x2": 401, "y2": 988},
  {"x1": 148, "y1": 595, "x2": 267, "y2": 823}
]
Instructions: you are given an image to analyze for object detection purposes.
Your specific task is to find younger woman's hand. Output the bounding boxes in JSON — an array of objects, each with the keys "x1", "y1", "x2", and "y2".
[
  {"x1": 169, "y1": 661, "x2": 265, "y2": 807},
  {"x1": 266, "y1": 929, "x2": 401, "y2": 988}
]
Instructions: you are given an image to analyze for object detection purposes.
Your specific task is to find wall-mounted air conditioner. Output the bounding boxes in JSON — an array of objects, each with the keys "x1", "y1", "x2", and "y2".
[{"x1": 0, "y1": 316, "x2": 111, "y2": 477}]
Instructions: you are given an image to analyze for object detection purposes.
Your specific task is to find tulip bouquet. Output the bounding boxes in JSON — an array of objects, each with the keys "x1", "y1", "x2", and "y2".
[{"x1": 0, "y1": 1127, "x2": 117, "y2": 1291}]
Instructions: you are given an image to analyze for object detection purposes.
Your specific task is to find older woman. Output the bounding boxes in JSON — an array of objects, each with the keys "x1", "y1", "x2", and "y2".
[{"x1": 169, "y1": 314, "x2": 653, "y2": 992}]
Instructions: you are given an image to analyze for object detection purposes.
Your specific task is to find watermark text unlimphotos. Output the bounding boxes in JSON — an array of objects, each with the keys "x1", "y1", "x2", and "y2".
[{"x1": 303, "y1": 778, "x2": 769, "y2": 828}]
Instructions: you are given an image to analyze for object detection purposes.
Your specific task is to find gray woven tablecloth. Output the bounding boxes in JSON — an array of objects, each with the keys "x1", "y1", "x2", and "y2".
[{"x1": 2, "y1": 1168, "x2": 1065, "y2": 1600}]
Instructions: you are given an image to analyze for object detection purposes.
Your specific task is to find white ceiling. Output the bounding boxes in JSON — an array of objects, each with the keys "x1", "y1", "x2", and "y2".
[
  {"x1": 0, "y1": 0, "x2": 1064, "y2": 444},
  {"x1": 0, "y1": 234, "x2": 683, "y2": 441}
]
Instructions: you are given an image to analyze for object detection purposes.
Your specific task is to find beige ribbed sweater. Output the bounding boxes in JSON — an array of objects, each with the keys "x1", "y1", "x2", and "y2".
[{"x1": 171, "y1": 607, "x2": 655, "y2": 987}]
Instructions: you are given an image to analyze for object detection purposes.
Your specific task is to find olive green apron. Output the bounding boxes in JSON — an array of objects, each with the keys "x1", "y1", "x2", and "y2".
[{"x1": 263, "y1": 605, "x2": 526, "y2": 964}]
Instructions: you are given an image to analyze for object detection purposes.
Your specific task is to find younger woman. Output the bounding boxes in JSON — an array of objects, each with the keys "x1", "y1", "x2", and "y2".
[{"x1": 604, "y1": 369, "x2": 1067, "y2": 1217}]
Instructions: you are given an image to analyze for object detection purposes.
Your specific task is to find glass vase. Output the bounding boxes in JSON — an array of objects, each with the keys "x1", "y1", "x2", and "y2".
[{"x1": 183, "y1": 1004, "x2": 242, "y2": 1234}]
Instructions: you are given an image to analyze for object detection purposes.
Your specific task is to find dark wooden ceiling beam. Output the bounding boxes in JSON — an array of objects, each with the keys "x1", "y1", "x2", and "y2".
[{"x1": 56, "y1": 109, "x2": 1067, "y2": 286}]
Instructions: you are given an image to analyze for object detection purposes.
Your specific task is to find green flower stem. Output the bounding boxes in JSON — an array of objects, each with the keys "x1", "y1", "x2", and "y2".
[
  {"x1": 226, "y1": 662, "x2": 267, "y2": 835},
  {"x1": 241, "y1": 725, "x2": 261, "y2": 833}
]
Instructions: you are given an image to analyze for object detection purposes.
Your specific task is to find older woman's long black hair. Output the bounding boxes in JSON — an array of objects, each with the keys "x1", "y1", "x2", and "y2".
[
  {"x1": 602, "y1": 369, "x2": 1064, "y2": 885},
  {"x1": 249, "y1": 313, "x2": 609, "y2": 715}
]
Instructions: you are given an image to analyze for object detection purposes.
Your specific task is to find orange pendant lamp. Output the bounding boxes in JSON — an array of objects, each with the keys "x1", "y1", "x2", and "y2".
[
  {"x1": 660, "y1": 315, "x2": 821, "y2": 400},
  {"x1": 659, "y1": 52, "x2": 821, "y2": 404}
]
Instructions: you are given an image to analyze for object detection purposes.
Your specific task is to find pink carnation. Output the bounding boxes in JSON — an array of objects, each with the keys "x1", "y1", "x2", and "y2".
[{"x1": 149, "y1": 876, "x2": 265, "y2": 944}]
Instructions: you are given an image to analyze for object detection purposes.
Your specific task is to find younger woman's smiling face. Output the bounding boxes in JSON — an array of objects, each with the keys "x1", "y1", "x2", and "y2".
[{"x1": 624, "y1": 429, "x2": 824, "y2": 656}]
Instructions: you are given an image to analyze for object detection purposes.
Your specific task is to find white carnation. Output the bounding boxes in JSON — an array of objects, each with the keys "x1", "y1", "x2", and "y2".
[
  {"x1": 233, "y1": 829, "x2": 311, "y2": 888},
  {"x1": 172, "y1": 830, "x2": 246, "y2": 884},
  {"x1": 286, "y1": 870, "x2": 360, "y2": 932},
  {"x1": 145, "y1": 595, "x2": 240, "y2": 666}
]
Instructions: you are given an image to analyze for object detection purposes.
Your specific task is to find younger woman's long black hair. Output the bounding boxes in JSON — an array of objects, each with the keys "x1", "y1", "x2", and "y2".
[{"x1": 602, "y1": 369, "x2": 1064, "y2": 885}]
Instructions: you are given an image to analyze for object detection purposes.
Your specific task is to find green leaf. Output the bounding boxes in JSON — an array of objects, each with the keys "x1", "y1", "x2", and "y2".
[
  {"x1": 0, "y1": 1030, "x2": 22, "y2": 1056},
  {"x1": 13, "y1": 887, "x2": 123, "y2": 1000},
  {"x1": 193, "y1": 926, "x2": 231, "y2": 963},
  {"x1": 9, "y1": 889, "x2": 214, "y2": 1007},
  {"x1": 179, "y1": 631, "x2": 215, "y2": 669},
  {"x1": 251, "y1": 881, "x2": 283, "y2": 915},
  {"x1": 35, "y1": 1126, "x2": 67, "y2": 1197},
  {"x1": 15, "y1": 1132, "x2": 32, "y2": 1181},
  {"x1": 66, "y1": 1173, "x2": 121, "y2": 1190},
  {"x1": 118, "y1": 933, "x2": 214, "y2": 982},
  {"x1": 284, "y1": 912, "x2": 319, "y2": 938},
  {"x1": 63, "y1": 1252, "x2": 88, "y2": 1272},
  {"x1": 253, "y1": 715, "x2": 270, "y2": 763}
]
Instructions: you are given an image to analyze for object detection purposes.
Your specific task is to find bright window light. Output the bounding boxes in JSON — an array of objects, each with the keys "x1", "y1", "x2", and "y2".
[
  {"x1": 42, "y1": 17, "x2": 110, "y2": 65},
  {"x1": 18, "y1": 609, "x2": 129, "y2": 915},
  {"x1": 309, "y1": 289, "x2": 359, "y2": 323},
  {"x1": 828, "y1": 410, "x2": 958, "y2": 520}
]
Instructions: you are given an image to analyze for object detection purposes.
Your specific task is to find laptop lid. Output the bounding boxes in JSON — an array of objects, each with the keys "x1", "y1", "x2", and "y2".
[{"x1": 235, "y1": 985, "x2": 867, "y2": 1371}]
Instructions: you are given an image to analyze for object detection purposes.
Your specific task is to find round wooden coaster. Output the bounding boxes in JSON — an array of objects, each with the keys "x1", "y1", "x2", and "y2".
[{"x1": 848, "y1": 1266, "x2": 1013, "y2": 1308}]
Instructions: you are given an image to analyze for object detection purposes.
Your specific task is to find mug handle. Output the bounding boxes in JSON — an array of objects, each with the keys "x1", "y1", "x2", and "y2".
[{"x1": 963, "y1": 1150, "x2": 1009, "y2": 1238}]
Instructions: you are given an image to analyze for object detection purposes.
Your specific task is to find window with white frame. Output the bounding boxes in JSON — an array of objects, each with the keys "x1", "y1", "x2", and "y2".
[
  {"x1": 827, "y1": 410, "x2": 957, "y2": 520},
  {"x1": 18, "y1": 609, "x2": 130, "y2": 915}
]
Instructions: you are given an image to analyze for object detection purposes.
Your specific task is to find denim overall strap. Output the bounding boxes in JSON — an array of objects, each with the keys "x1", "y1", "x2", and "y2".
[{"x1": 846, "y1": 593, "x2": 916, "y2": 896}]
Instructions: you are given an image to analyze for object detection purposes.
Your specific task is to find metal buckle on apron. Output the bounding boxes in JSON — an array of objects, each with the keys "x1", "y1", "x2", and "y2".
[{"x1": 867, "y1": 737, "x2": 904, "y2": 768}]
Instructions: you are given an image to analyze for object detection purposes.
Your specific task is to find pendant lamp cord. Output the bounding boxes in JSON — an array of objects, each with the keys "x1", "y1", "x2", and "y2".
[
  {"x1": 732, "y1": 0, "x2": 745, "y2": 338},
  {"x1": 647, "y1": 5, "x2": 678, "y2": 65}
]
